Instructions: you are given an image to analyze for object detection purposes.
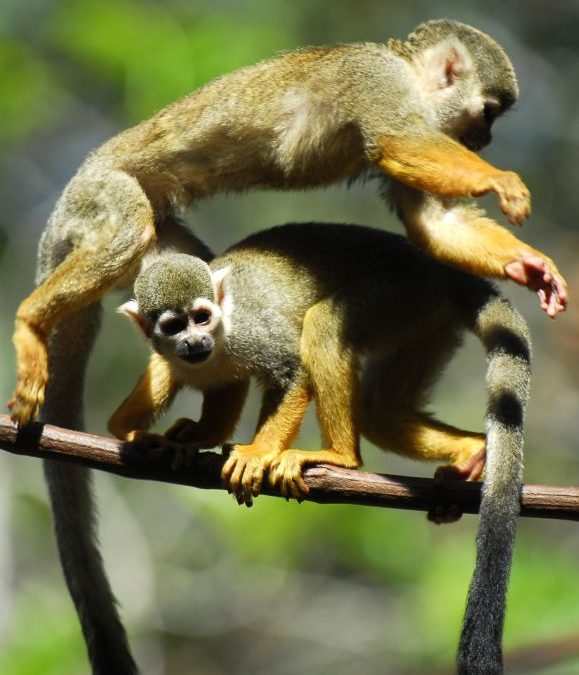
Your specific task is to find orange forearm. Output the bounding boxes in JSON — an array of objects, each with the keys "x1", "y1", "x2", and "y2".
[{"x1": 378, "y1": 134, "x2": 500, "y2": 197}]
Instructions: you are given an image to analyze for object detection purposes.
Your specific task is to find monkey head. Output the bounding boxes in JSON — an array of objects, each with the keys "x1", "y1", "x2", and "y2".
[
  {"x1": 120, "y1": 254, "x2": 230, "y2": 367},
  {"x1": 404, "y1": 19, "x2": 518, "y2": 151}
]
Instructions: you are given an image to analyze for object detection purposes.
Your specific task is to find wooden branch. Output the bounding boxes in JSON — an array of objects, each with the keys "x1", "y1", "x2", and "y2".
[{"x1": 0, "y1": 414, "x2": 578, "y2": 520}]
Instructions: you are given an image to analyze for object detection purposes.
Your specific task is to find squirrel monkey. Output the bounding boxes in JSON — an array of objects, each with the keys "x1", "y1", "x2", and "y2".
[
  {"x1": 9, "y1": 18, "x2": 549, "y2": 674},
  {"x1": 110, "y1": 222, "x2": 531, "y2": 675},
  {"x1": 11, "y1": 19, "x2": 563, "y2": 427}
]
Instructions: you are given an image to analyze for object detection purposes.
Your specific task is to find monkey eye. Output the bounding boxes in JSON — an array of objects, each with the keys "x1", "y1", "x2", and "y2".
[
  {"x1": 192, "y1": 310, "x2": 211, "y2": 326},
  {"x1": 159, "y1": 316, "x2": 187, "y2": 336}
]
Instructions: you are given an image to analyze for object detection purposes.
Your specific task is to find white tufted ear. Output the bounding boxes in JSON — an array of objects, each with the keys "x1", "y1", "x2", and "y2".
[
  {"x1": 415, "y1": 36, "x2": 473, "y2": 91},
  {"x1": 117, "y1": 299, "x2": 152, "y2": 338},
  {"x1": 212, "y1": 266, "x2": 231, "y2": 306}
]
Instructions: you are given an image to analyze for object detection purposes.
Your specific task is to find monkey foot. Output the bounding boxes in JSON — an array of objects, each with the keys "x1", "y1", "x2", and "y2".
[
  {"x1": 8, "y1": 383, "x2": 45, "y2": 427},
  {"x1": 438, "y1": 446, "x2": 486, "y2": 483},
  {"x1": 221, "y1": 444, "x2": 274, "y2": 507},
  {"x1": 9, "y1": 321, "x2": 49, "y2": 426},
  {"x1": 428, "y1": 447, "x2": 486, "y2": 524},
  {"x1": 490, "y1": 171, "x2": 531, "y2": 226},
  {"x1": 268, "y1": 451, "x2": 310, "y2": 502},
  {"x1": 505, "y1": 255, "x2": 567, "y2": 318},
  {"x1": 8, "y1": 366, "x2": 48, "y2": 427}
]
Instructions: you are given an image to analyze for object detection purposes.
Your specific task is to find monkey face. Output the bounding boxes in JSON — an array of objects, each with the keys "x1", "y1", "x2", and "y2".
[
  {"x1": 460, "y1": 99, "x2": 505, "y2": 150},
  {"x1": 153, "y1": 298, "x2": 223, "y2": 365}
]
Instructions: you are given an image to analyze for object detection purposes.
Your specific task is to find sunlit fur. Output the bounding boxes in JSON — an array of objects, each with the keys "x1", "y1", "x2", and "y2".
[
  {"x1": 112, "y1": 222, "x2": 531, "y2": 675},
  {"x1": 9, "y1": 19, "x2": 549, "y2": 675}
]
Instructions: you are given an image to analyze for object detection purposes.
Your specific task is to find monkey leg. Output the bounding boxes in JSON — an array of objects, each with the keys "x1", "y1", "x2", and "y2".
[
  {"x1": 360, "y1": 345, "x2": 486, "y2": 523},
  {"x1": 369, "y1": 414, "x2": 486, "y2": 525},
  {"x1": 10, "y1": 201, "x2": 156, "y2": 426},
  {"x1": 378, "y1": 132, "x2": 530, "y2": 225},
  {"x1": 267, "y1": 301, "x2": 363, "y2": 501},
  {"x1": 222, "y1": 378, "x2": 311, "y2": 506},
  {"x1": 363, "y1": 411, "x2": 486, "y2": 479},
  {"x1": 360, "y1": 338, "x2": 486, "y2": 475},
  {"x1": 391, "y1": 183, "x2": 567, "y2": 317}
]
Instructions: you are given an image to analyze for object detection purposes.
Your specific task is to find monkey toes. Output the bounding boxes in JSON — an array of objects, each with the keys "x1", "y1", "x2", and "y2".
[
  {"x1": 8, "y1": 377, "x2": 46, "y2": 427},
  {"x1": 505, "y1": 255, "x2": 568, "y2": 317},
  {"x1": 428, "y1": 447, "x2": 486, "y2": 525},
  {"x1": 9, "y1": 329, "x2": 49, "y2": 426},
  {"x1": 490, "y1": 171, "x2": 531, "y2": 226}
]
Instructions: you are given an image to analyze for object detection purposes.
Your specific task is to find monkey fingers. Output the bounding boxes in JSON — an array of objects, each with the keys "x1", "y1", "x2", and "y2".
[
  {"x1": 221, "y1": 444, "x2": 275, "y2": 506},
  {"x1": 9, "y1": 320, "x2": 49, "y2": 426},
  {"x1": 268, "y1": 451, "x2": 310, "y2": 502},
  {"x1": 129, "y1": 431, "x2": 196, "y2": 470},
  {"x1": 164, "y1": 418, "x2": 199, "y2": 441},
  {"x1": 505, "y1": 255, "x2": 568, "y2": 317},
  {"x1": 164, "y1": 417, "x2": 217, "y2": 448},
  {"x1": 487, "y1": 171, "x2": 531, "y2": 226}
]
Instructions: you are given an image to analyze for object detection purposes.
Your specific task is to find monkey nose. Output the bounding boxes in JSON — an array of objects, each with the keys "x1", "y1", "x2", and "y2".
[
  {"x1": 462, "y1": 128, "x2": 492, "y2": 151},
  {"x1": 179, "y1": 335, "x2": 214, "y2": 363}
]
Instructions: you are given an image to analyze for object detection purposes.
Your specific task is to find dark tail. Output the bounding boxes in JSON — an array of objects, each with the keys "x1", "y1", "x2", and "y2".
[
  {"x1": 458, "y1": 294, "x2": 531, "y2": 674},
  {"x1": 40, "y1": 304, "x2": 139, "y2": 675}
]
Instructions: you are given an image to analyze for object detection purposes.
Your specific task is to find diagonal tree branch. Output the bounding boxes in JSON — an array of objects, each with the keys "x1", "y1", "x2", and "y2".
[{"x1": 0, "y1": 413, "x2": 578, "y2": 519}]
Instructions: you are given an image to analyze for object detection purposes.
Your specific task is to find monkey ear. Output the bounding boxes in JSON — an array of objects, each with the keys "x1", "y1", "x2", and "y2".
[
  {"x1": 117, "y1": 299, "x2": 153, "y2": 338},
  {"x1": 418, "y1": 37, "x2": 473, "y2": 89},
  {"x1": 212, "y1": 267, "x2": 231, "y2": 306}
]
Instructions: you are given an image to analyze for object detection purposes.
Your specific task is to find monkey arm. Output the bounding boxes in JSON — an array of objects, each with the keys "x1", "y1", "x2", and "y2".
[
  {"x1": 164, "y1": 379, "x2": 250, "y2": 447},
  {"x1": 392, "y1": 184, "x2": 567, "y2": 317},
  {"x1": 108, "y1": 353, "x2": 180, "y2": 441},
  {"x1": 377, "y1": 132, "x2": 530, "y2": 226},
  {"x1": 266, "y1": 301, "x2": 364, "y2": 501}
]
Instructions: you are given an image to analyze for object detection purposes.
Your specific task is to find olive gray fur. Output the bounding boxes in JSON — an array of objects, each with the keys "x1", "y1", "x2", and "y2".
[
  {"x1": 132, "y1": 222, "x2": 531, "y2": 675},
  {"x1": 136, "y1": 254, "x2": 215, "y2": 318},
  {"x1": 21, "y1": 17, "x2": 526, "y2": 675}
]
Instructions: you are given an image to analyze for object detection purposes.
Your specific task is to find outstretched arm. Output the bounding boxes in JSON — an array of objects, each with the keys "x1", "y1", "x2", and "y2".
[
  {"x1": 390, "y1": 183, "x2": 567, "y2": 317},
  {"x1": 377, "y1": 132, "x2": 530, "y2": 226}
]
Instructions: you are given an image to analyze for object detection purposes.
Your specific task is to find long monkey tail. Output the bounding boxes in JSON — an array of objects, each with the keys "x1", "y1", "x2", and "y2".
[
  {"x1": 457, "y1": 294, "x2": 531, "y2": 675},
  {"x1": 40, "y1": 303, "x2": 139, "y2": 675}
]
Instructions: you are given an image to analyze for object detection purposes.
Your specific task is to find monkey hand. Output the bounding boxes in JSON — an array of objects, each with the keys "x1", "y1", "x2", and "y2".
[
  {"x1": 488, "y1": 171, "x2": 531, "y2": 226},
  {"x1": 8, "y1": 321, "x2": 49, "y2": 426},
  {"x1": 268, "y1": 450, "x2": 310, "y2": 502},
  {"x1": 164, "y1": 417, "x2": 221, "y2": 448},
  {"x1": 129, "y1": 431, "x2": 198, "y2": 471},
  {"x1": 505, "y1": 254, "x2": 568, "y2": 318},
  {"x1": 221, "y1": 444, "x2": 277, "y2": 507},
  {"x1": 428, "y1": 445, "x2": 486, "y2": 525}
]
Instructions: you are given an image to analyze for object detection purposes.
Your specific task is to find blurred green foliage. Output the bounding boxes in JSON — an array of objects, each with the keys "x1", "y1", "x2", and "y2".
[
  {"x1": 49, "y1": 0, "x2": 297, "y2": 122},
  {"x1": 0, "y1": 39, "x2": 63, "y2": 145},
  {"x1": 1, "y1": 1, "x2": 579, "y2": 674}
]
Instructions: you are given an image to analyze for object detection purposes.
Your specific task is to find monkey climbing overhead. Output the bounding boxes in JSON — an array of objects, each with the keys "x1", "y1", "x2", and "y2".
[
  {"x1": 10, "y1": 19, "x2": 565, "y2": 428},
  {"x1": 110, "y1": 221, "x2": 532, "y2": 675},
  {"x1": 8, "y1": 18, "x2": 561, "y2": 675}
]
